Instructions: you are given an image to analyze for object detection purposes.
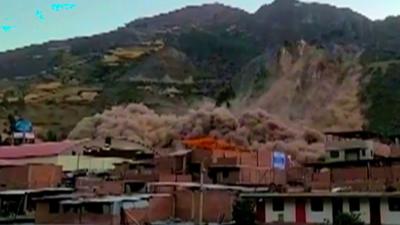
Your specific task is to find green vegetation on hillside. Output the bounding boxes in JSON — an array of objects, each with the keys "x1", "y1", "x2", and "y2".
[
  {"x1": 173, "y1": 29, "x2": 261, "y2": 77},
  {"x1": 362, "y1": 62, "x2": 400, "y2": 136}
]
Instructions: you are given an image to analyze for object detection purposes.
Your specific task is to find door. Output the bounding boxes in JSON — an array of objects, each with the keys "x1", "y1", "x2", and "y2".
[
  {"x1": 370, "y1": 198, "x2": 381, "y2": 225},
  {"x1": 295, "y1": 199, "x2": 306, "y2": 224},
  {"x1": 332, "y1": 198, "x2": 343, "y2": 224},
  {"x1": 256, "y1": 200, "x2": 266, "y2": 223}
]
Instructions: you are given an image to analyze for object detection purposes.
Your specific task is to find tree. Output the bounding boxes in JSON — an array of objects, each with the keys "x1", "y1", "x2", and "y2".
[
  {"x1": 46, "y1": 130, "x2": 58, "y2": 142},
  {"x1": 232, "y1": 199, "x2": 255, "y2": 225}
]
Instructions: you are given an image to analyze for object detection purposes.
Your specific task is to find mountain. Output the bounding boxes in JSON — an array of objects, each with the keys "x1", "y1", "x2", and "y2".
[
  {"x1": 0, "y1": 0, "x2": 400, "y2": 139},
  {"x1": 252, "y1": 0, "x2": 372, "y2": 45}
]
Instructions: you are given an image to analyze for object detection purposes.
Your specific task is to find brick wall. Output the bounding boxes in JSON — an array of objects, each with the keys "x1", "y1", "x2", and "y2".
[
  {"x1": 175, "y1": 190, "x2": 194, "y2": 221},
  {"x1": 28, "y1": 164, "x2": 62, "y2": 189},
  {"x1": 76, "y1": 177, "x2": 124, "y2": 195},
  {"x1": 332, "y1": 168, "x2": 368, "y2": 184},
  {"x1": 174, "y1": 190, "x2": 236, "y2": 223},
  {"x1": 0, "y1": 165, "x2": 28, "y2": 189},
  {"x1": 0, "y1": 164, "x2": 62, "y2": 190},
  {"x1": 370, "y1": 166, "x2": 392, "y2": 182},
  {"x1": 148, "y1": 195, "x2": 173, "y2": 221}
]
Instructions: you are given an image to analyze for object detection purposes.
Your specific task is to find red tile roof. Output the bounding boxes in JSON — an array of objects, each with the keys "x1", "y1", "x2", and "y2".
[{"x1": 0, "y1": 141, "x2": 78, "y2": 159}]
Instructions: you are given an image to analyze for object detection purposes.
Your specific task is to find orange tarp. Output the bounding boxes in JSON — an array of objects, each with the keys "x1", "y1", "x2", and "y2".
[{"x1": 182, "y1": 137, "x2": 248, "y2": 152}]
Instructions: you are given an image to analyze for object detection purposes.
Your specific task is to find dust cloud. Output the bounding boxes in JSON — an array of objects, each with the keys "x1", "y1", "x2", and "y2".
[{"x1": 69, "y1": 102, "x2": 325, "y2": 163}]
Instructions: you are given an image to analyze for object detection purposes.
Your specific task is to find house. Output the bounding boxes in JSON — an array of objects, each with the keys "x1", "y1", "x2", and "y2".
[
  {"x1": 182, "y1": 137, "x2": 285, "y2": 187},
  {"x1": 325, "y1": 131, "x2": 376, "y2": 163},
  {"x1": 241, "y1": 192, "x2": 400, "y2": 225},
  {"x1": 324, "y1": 131, "x2": 392, "y2": 163},
  {"x1": 147, "y1": 182, "x2": 266, "y2": 223},
  {"x1": 35, "y1": 194, "x2": 173, "y2": 225},
  {"x1": 0, "y1": 187, "x2": 73, "y2": 223},
  {"x1": 0, "y1": 141, "x2": 134, "y2": 172}
]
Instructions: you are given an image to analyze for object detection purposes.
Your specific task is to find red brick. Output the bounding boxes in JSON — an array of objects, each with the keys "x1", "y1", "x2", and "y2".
[
  {"x1": 240, "y1": 152, "x2": 258, "y2": 166},
  {"x1": 148, "y1": 195, "x2": 173, "y2": 221},
  {"x1": 332, "y1": 168, "x2": 367, "y2": 183},
  {"x1": 257, "y1": 150, "x2": 272, "y2": 167},
  {"x1": 0, "y1": 164, "x2": 62, "y2": 190},
  {"x1": 370, "y1": 166, "x2": 392, "y2": 181}
]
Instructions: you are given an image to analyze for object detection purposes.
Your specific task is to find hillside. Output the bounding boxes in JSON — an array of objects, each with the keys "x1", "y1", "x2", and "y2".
[
  {"x1": 233, "y1": 42, "x2": 364, "y2": 131},
  {"x1": 0, "y1": 0, "x2": 400, "y2": 138}
]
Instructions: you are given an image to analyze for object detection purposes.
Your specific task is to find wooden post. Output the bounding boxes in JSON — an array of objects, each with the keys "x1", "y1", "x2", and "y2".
[
  {"x1": 198, "y1": 161, "x2": 205, "y2": 225},
  {"x1": 183, "y1": 155, "x2": 187, "y2": 174},
  {"x1": 76, "y1": 153, "x2": 81, "y2": 171}
]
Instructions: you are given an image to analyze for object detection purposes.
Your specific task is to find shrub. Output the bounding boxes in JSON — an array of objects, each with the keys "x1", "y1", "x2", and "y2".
[
  {"x1": 332, "y1": 212, "x2": 364, "y2": 225},
  {"x1": 232, "y1": 199, "x2": 255, "y2": 225}
]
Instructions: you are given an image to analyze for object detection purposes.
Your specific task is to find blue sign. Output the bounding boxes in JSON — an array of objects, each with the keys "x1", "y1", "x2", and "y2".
[
  {"x1": 14, "y1": 119, "x2": 33, "y2": 133},
  {"x1": 273, "y1": 151, "x2": 286, "y2": 170}
]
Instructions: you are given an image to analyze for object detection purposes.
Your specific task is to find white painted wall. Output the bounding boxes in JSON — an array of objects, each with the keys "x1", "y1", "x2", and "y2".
[
  {"x1": 264, "y1": 198, "x2": 295, "y2": 223},
  {"x1": 342, "y1": 198, "x2": 370, "y2": 224},
  {"x1": 380, "y1": 198, "x2": 400, "y2": 225},
  {"x1": 305, "y1": 198, "x2": 332, "y2": 224}
]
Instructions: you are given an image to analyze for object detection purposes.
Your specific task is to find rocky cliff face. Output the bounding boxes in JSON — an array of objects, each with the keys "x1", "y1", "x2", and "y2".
[{"x1": 234, "y1": 42, "x2": 365, "y2": 131}]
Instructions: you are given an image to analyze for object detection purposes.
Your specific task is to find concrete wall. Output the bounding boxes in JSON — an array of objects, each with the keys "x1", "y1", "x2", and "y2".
[
  {"x1": 381, "y1": 198, "x2": 400, "y2": 225},
  {"x1": 57, "y1": 155, "x2": 128, "y2": 172},
  {"x1": 7, "y1": 155, "x2": 129, "y2": 172},
  {"x1": 342, "y1": 198, "x2": 370, "y2": 224},
  {"x1": 264, "y1": 198, "x2": 295, "y2": 223},
  {"x1": 326, "y1": 140, "x2": 374, "y2": 163},
  {"x1": 264, "y1": 198, "x2": 331, "y2": 224},
  {"x1": 260, "y1": 197, "x2": 400, "y2": 225}
]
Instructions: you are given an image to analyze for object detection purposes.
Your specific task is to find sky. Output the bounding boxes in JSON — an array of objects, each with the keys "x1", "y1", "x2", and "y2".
[{"x1": 0, "y1": 0, "x2": 400, "y2": 52}]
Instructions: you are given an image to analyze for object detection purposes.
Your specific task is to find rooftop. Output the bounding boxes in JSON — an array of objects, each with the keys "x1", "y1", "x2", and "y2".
[
  {"x1": 241, "y1": 191, "x2": 400, "y2": 198},
  {"x1": 147, "y1": 182, "x2": 270, "y2": 192},
  {"x1": 324, "y1": 130, "x2": 382, "y2": 139},
  {"x1": 60, "y1": 193, "x2": 170, "y2": 204},
  {"x1": 0, "y1": 187, "x2": 74, "y2": 196},
  {"x1": 0, "y1": 141, "x2": 79, "y2": 159}
]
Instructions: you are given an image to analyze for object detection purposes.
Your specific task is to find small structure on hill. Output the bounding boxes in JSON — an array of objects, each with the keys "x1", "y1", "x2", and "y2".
[{"x1": 1, "y1": 114, "x2": 35, "y2": 145}]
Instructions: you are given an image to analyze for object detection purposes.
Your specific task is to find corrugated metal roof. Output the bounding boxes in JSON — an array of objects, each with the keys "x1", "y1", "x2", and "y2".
[
  {"x1": 75, "y1": 139, "x2": 151, "y2": 152},
  {"x1": 165, "y1": 149, "x2": 192, "y2": 157},
  {"x1": 60, "y1": 193, "x2": 170, "y2": 204},
  {"x1": 0, "y1": 141, "x2": 79, "y2": 159},
  {"x1": 147, "y1": 182, "x2": 270, "y2": 192},
  {"x1": 0, "y1": 187, "x2": 73, "y2": 195}
]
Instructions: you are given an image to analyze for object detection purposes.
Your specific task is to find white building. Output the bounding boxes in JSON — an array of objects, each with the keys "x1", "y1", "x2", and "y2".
[{"x1": 242, "y1": 192, "x2": 400, "y2": 225}]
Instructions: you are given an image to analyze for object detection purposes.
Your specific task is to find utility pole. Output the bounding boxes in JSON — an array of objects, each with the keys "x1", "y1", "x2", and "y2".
[{"x1": 198, "y1": 161, "x2": 205, "y2": 225}]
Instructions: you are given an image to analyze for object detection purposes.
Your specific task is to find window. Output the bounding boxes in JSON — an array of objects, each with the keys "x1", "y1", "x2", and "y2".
[
  {"x1": 311, "y1": 199, "x2": 324, "y2": 212},
  {"x1": 63, "y1": 205, "x2": 78, "y2": 213},
  {"x1": 272, "y1": 199, "x2": 284, "y2": 211},
  {"x1": 361, "y1": 149, "x2": 366, "y2": 157},
  {"x1": 349, "y1": 198, "x2": 360, "y2": 212},
  {"x1": 222, "y1": 171, "x2": 229, "y2": 178},
  {"x1": 49, "y1": 202, "x2": 60, "y2": 214},
  {"x1": 330, "y1": 151, "x2": 339, "y2": 158},
  {"x1": 83, "y1": 203, "x2": 111, "y2": 214},
  {"x1": 389, "y1": 198, "x2": 400, "y2": 211}
]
